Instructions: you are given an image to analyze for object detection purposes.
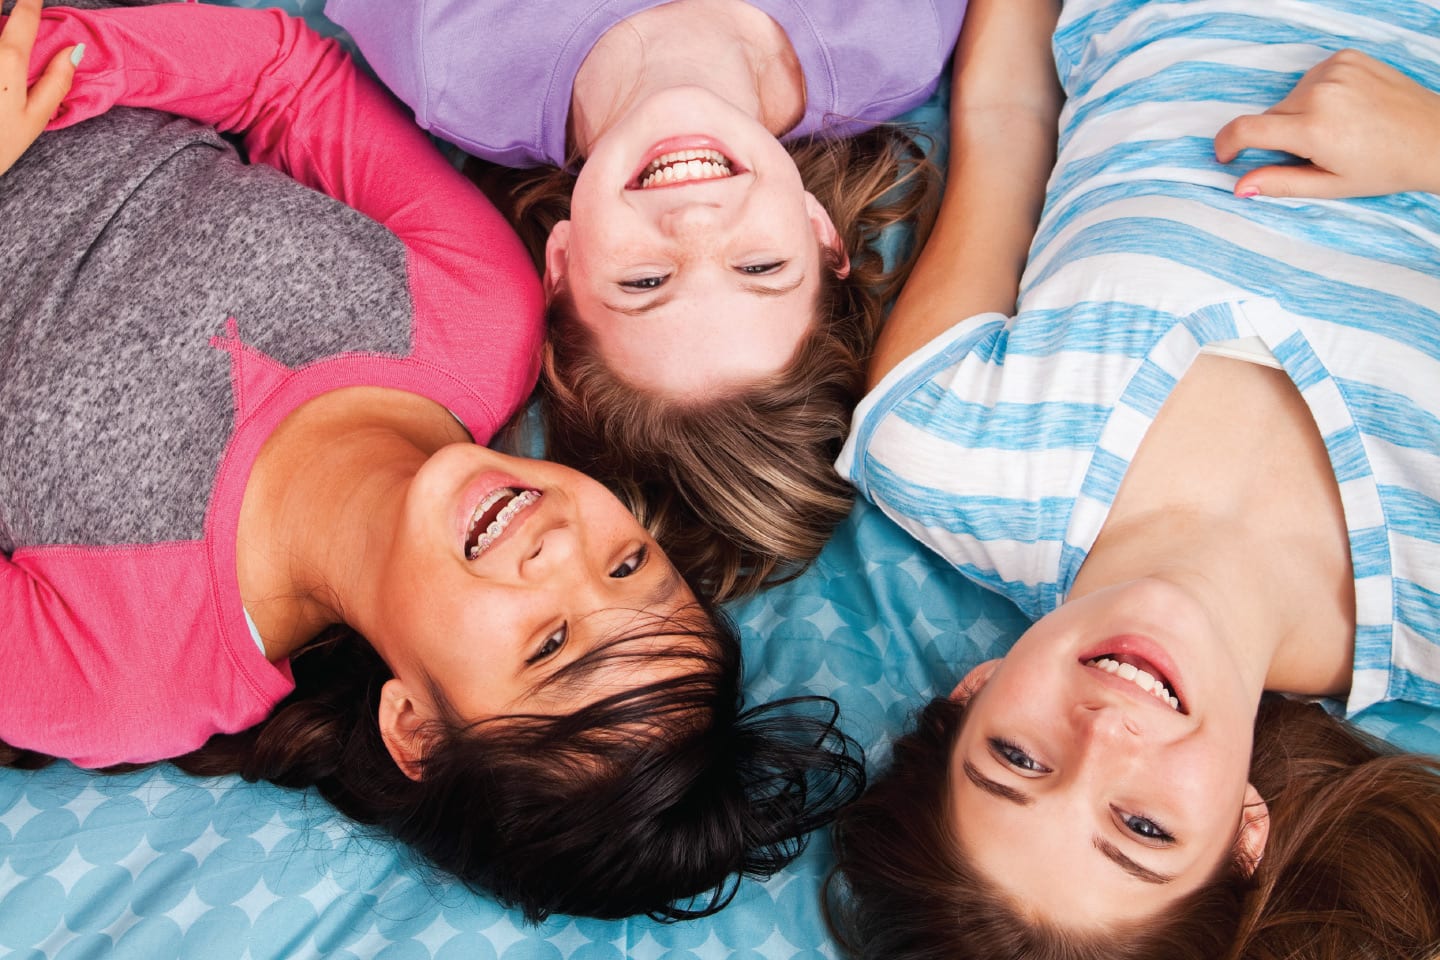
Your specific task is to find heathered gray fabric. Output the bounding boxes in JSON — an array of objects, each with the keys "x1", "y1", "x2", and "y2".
[{"x1": 0, "y1": 108, "x2": 412, "y2": 552}]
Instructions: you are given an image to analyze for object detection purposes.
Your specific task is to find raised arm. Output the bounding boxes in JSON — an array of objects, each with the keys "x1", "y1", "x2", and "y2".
[
  {"x1": 25, "y1": 4, "x2": 540, "y2": 307},
  {"x1": 0, "y1": 0, "x2": 77, "y2": 176},
  {"x1": 1215, "y1": 49, "x2": 1440, "y2": 200},
  {"x1": 867, "y1": 0, "x2": 1062, "y2": 389}
]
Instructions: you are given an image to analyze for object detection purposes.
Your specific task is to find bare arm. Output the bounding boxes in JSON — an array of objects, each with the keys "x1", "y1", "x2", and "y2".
[
  {"x1": 1215, "y1": 49, "x2": 1440, "y2": 200},
  {"x1": 867, "y1": 0, "x2": 1062, "y2": 389}
]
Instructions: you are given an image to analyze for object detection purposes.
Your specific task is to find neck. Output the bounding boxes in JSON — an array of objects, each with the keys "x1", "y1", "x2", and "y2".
[
  {"x1": 1072, "y1": 356, "x2": 1355, "y2": 700},
  {"x1": 237, "y1": 387, "x2": 469, "y2": 658},
  {"x1": 569, "y1": 0, "x2": 804, "y2": 154}
]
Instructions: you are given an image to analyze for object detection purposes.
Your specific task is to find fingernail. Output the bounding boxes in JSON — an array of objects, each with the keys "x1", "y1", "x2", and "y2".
[
  {"x1": 1237, "y1": 185, "x2": 1260, "y2": 199},
  {"x1": 70, "y1": 43, "x2": 85, "y2": 67}
]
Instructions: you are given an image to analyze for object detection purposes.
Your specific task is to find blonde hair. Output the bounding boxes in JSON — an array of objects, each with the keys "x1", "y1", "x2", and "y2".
[{"x1": 476, "y1": 127, "x2": 940, "y2": 600}]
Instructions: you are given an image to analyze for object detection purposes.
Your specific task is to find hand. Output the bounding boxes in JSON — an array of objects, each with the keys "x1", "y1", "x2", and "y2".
[
  {"x1": 0, "y1": 0, "x2": 79, "y2": 176},
  {"x1": 1214, "y1": 49, "x2": 1440, "y2": 200}
]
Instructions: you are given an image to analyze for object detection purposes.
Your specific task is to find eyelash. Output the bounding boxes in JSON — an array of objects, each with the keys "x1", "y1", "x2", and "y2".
[
  {"x1": 620, "y1": 275, "x2": 667, "y2": 291},
  {"x1": 989, "y1": 740, "x2": 1175, "y2": 844},
  {"x1": 527, "y1": 548, "x2": 648, "y2": 665},
  {"x1": 528, "y1": 624, "x2": 567, "y2": 665},
  {"x1": 739, "y1": 260, "x2": 785, "y2": 275},
  {"x1": 611, "y1": 544, "x2": 648, "y2": 579},
  {"x1": 1116, "y1": 807, "x2": 1175, "y2": 844},
  {"x1": 989, "y1": 737, "x2": 1051, "y2": 774}
]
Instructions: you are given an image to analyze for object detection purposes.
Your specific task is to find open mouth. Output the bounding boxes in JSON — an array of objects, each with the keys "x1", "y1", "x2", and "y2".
[
  {"x1": 1084, "y1": 653, "x2": 1185, "y2": 713},
  {"x1": 463, "y1": 487, "x2": 540, "y2": 560},
  {"x1": 637, "y1": 148, "x2": 734, "y2": 188}
]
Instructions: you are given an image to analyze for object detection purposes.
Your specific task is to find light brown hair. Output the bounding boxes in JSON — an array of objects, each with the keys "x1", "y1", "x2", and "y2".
[
  {"x1": 827, "y1": 695, "x2": 1440, "y2": 960},
  {"x1": 474, "y1": 127, "x2": 941, "y2": 600}
]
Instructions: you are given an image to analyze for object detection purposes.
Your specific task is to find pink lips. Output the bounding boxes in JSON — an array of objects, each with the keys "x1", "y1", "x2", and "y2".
[
  {"x1": 627, "y1": 135, "x2": 744, "y2": 189},
  {"x1": 1079, "y1": 634, "x2": 1187, "y2": 714}
]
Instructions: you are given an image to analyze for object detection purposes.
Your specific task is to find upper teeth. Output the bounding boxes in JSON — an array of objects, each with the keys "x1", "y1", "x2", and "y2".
[
  {"x1": 639, "y1": 149, "x2": 732, "y2": 188},
  {"x1": 466, "y1": 489, "x2": 539, "y2": 560},
  {"x1": 1086, "y1": 657, "x2": 1181, "y2": 711}
]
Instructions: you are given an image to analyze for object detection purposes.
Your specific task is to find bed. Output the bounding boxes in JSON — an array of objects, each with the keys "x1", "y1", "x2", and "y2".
[{"x1": 4, "y1": 2, "x2": 1439, "y2": 957}]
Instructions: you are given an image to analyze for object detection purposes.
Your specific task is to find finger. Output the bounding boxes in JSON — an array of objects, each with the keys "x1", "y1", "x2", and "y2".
[
  {"x1": 1214, "y1": 111, "x2": 1308, "y2": 164},
  {"x1": 1234, "y1": 164, "x2": 1351, "y2": 201},
  {"x1": 24, "y1": 44, "x2": 76, "y2": 121},
  {"x1": 0, "y1": 0, "x2": 44, "y2": 54}
]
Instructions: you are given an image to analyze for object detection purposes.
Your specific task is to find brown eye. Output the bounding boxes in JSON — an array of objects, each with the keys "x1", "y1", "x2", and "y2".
[
  {"x1": 528, "y1": 624, "x2": 567, "y2": 664},
  {"x1": 611, "y1": 545, "x2": 648, "y2": 579}
]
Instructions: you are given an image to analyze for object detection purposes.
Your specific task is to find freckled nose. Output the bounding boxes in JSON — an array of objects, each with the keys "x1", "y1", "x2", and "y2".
[{"x1": 658, "y1": 202, "x2": 727, "y2": 238}]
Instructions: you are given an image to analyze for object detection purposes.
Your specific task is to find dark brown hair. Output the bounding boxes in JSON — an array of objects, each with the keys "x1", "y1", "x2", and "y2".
[
  {"x1": 827, "y1": 695, "x2": 1440, "y2": 960},
  {"x1": 4, "y1": 602, "x2": 866, "y2": 923},
  {"x1": 475, "y1": 126, "x2": 941, "y2": 600}
]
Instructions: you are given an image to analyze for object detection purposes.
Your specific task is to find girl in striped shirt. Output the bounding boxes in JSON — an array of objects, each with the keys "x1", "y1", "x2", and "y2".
[{"x1": 829, "y1": 0, "x2": 1440, "y2": 956}]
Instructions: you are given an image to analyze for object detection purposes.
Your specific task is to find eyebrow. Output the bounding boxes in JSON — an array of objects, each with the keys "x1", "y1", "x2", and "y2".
[
  {"x1": 599, "y1": 272, "x2": 807, "y2": 317},
  {"x1": 1093, "y1": 837, "x2": 1176, "y2": 885},
  {"x1": 962, "y1": 759, "x2": 1034, "y2": 807}
]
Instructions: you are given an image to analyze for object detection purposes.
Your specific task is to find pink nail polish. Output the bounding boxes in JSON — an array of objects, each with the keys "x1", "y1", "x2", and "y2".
[{"x1": 1237, "y1": 186, "x2": 1260, "y2": 199}]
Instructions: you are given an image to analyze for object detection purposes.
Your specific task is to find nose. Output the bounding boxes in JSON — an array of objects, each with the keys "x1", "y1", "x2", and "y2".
[
  {"x1": 657, "y1": 201, "x2": 731, "y2": 239},
  {"x1": 1077, "y1": 700, "x2": 1144, "y2": 745},
  {"x1": 520, "y1": 519, "x2": 582, "y2": 580}
]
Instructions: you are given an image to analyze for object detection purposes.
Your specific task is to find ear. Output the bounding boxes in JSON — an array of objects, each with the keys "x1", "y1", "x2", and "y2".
[
  {"x1": 950, "y1": 659, "x2": 1001, "y2": 703},
  {"x1": 1235, "y1": 782, "x2": 1270, "y2": 876},
  {"x1": 378, "y1": 678, "x2": 432, "y2": 782},
  {"x1": 804, "y1": 191, "x2": 850, "y2": 279},
  {"x1": 543, "y1": 220, "x2": 572, "y2": 300}
]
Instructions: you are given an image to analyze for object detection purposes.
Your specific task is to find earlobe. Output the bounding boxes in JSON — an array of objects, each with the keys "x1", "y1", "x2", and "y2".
[
  {"x1": 1236, "y1": 782, "x2": 1270, "y2": 876},
  {"x1": 950, "y1": 659, "x2": 1001, "y2": 703},
  {"x1": 543, "y1": 220, "x2": 572, "y2": 300},
  {"x1": 803, "y1": 192, "x2": 850, "y2": 279},
  {"x1": 378, "y1": 678, "x2": 429, "y2": 782}
]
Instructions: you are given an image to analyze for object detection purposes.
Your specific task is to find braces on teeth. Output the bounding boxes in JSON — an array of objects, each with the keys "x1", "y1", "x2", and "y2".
[
  {"x1": 466, "y1": 489, "x2": 539, "y2": 560},
  {"x1": 639, "y1": 149, "x2": 732, "y2": 188},
  {"x1": 1086, "y1": 657, "x2": 1182, "y2": 711}
]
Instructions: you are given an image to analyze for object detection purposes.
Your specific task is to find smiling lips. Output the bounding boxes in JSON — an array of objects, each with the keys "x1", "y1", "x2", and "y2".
[
  {"x1": 1085, "y1": 655, "x2": 1184, "y2": 712},
  {"x1": 464, "y1": 488, "x2": 540, "y2": 560},
  {"x1": 636, "y1": 148, "x2": 735, "y2": 188}
]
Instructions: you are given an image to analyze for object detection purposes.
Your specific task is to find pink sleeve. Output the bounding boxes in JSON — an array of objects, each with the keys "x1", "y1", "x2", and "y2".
[
  {"x1": 0, "y1": 544, "x2": 294, "y2": 768},
  {"x1": 26, "y1": 4, "x2": 544, "y2": 435}
]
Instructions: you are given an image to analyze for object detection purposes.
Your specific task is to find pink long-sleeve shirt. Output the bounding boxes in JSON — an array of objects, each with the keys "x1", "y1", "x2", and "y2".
[{"x1": 1, "y1": 4, "x2": 543, "y2": 767}]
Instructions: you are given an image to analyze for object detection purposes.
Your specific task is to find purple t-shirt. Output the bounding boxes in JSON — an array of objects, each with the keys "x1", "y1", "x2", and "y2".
[{"x1": 325, "y1": 0, "x2": 967, "y2": 167}]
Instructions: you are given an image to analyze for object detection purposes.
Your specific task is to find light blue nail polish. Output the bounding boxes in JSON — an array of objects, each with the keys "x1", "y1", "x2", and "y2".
[{"x1": 70, "y1": 43, "x2": 85, "y2": 68}]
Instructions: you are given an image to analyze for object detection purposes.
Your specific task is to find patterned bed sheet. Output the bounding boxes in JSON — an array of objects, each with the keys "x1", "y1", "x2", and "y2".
[{"x1": 4, "y1": 2, "x2": 1438, "y2": 957}]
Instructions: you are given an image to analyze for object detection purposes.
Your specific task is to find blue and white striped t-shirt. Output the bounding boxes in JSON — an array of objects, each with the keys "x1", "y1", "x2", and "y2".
[{"x1": 838, "y1": 0, "x2": 1440, "y2": 715}]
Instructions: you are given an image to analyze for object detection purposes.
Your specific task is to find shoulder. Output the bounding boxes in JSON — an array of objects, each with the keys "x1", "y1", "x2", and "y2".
[{"x1": 757, "y1": 0, "x2": 965, "y2": 134}]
